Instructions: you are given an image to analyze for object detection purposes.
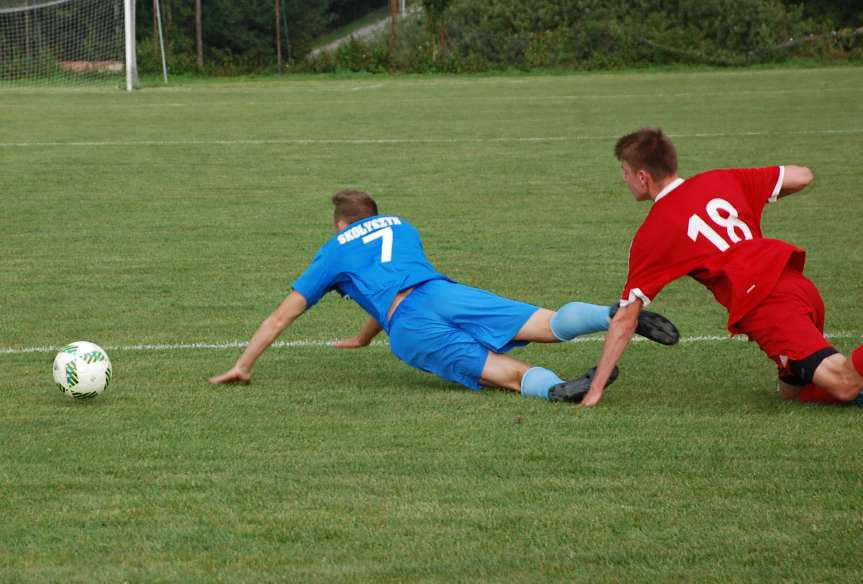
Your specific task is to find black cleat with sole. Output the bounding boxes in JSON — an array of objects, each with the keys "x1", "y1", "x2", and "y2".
[
  {"x1": 548, "y1": 366, "x2": 619, "y2": 403},
  {"x1": 610, "y1": 303, "x2": 679, "y2": 345}
]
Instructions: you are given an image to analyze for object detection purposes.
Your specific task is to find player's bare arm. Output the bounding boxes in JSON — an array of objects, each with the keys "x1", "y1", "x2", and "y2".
[
  {"x1": 777, "y1": 165, "x2": 814, "y2": 197},
  {"x1": 581, "y1": 300, "x2": 641, "y2": 407},
  {"x1": 209, "y1": 291, "x2": 308, "y2": 385},
  {"x1": 334, "y1": 317, "x2": 383, "y2": 349}
]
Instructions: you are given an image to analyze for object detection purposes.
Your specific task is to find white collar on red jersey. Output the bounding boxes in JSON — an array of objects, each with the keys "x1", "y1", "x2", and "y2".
[{"x1": 654, "y1": 177, "x2": 684, "y2": 203}]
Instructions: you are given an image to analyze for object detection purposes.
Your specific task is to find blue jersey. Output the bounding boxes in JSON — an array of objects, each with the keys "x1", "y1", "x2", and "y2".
[{"x1": 292, "y1": 215, "x2": 449, "y2": 332}]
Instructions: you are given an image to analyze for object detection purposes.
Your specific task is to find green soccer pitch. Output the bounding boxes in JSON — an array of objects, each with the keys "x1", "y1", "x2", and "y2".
[{"x1": 2, "y1": 67, "x2": 863, "y2": 583}]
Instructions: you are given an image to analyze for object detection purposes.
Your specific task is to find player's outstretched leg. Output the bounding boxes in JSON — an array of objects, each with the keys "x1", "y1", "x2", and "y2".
[
  {"x1": 547, "y1": 366, "x2": 620, "y2": 403},
  {"x1": 481, "y1": 353, "x2": 567, "y2": 401},
  {"x1": 609, "y1": 303, "x2": 679, "y2": 345},
  {"x1": 549, "y1": 301, "x2": 679, "y2": 345},
  {"x1": 549, "y1": 302, "x2": 612, "y2": 340},
  {"x1": 519, "y1": 365, "x2": 620, "y2": 404},
  {"x1": 487, "y1": 356, "x2": 619, "y2": 405}
]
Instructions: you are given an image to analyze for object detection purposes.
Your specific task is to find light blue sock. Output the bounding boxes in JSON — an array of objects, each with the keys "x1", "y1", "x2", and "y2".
[
  {"x1": 520, "y1": 367, "x2": 564, "y2": 400},
  {"x1": 550, "y1": 302, "x2": 611, "y2": 341}
]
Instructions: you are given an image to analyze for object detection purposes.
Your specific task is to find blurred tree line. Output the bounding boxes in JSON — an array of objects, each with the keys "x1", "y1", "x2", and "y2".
[
  {"x1": 795, "y1": 0, "x2": 862, "y2": 25},
  {"x1": 307, "y1": 0, "x2": 862, "y2": 72},
  {"x1": 135, "y1": 0, "x2": 386, "y2": 74},
  {"x1": 132, "y1": 0, "x2": 862, "y2": 74}
]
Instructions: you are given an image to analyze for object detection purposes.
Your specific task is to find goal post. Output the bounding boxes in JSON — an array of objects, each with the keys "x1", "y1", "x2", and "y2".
[
  {"x1": 0, "y1": 0, "x2": 139, "y2": 90},
  {"x1": 124, "y1": 0, "x2": 136, "y2": 90}
]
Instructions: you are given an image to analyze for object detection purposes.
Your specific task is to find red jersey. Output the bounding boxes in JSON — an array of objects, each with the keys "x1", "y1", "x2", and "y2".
[{"x1": 622, "y1": 166, "x2": 807, "y2": 331}]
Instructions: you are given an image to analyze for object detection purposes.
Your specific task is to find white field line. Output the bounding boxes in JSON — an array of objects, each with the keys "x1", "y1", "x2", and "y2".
[
  {"x1": 1, "y1": 128, "x2": 862, "y2": 149},
  {"x1": 2, "y1": 332, "x2": 861, "y2": 356}
]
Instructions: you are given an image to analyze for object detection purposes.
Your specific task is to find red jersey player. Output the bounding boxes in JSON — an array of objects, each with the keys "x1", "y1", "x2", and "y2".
[{"x1": 574, "y1": 128, "x2": 863, "y2": 407}]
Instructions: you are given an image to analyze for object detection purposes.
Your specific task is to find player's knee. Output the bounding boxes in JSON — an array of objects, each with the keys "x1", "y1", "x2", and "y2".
[
  {"x1": 784, "y1": 347, "x2": 837, "y2": 386},
  {"x1": 827, "y1": 366, "x2": 861, "y2": 401},
  {"x1": 780, "y1": 347, "x2": 863, "y2": 402},
  {"x1": 810, "y1": 352, "x2": 861, "y2": 401}
]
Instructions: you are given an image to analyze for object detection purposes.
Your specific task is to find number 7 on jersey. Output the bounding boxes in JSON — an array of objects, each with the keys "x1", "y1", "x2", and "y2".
[{"x1": 362, "y1": 227, "x2": 394, "y2": 263}]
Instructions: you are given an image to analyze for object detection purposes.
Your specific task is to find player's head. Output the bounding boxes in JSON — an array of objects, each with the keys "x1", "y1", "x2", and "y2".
[
  {"x1": 332, "y1": 190, "x2": 379, "y2": 229},
  {"x1": 614, "y1": 128, "x2": 678, "y2": 201}
]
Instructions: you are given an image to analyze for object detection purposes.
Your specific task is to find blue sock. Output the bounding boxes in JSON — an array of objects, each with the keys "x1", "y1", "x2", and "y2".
[
  {"x1": 520, "y1": 367, "x2": 564, "y2": 400},
  {"x1": 550, "y1": 302, "x2": 611, "y2": 341}
]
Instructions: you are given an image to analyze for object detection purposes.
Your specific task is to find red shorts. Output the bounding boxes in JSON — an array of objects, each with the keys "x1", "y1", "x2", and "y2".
[{"x1": 732, "y1": 268, "x2": 832, "y2": 378}]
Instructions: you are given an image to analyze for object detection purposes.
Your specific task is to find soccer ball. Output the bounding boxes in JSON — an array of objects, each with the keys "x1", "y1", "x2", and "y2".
[{"x1": 53, "y1": 341, "x2": 113, "y2": 400}]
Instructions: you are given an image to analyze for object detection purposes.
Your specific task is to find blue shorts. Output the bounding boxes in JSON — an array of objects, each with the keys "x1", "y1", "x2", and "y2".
[{"x1": 387, "y1": 279, "x2": 539, "y2": 390}]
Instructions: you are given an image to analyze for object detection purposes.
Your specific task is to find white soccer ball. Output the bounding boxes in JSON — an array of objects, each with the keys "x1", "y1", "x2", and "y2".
[{"x1": 52, "y1": 341, "x2": 113, "y2": 400}]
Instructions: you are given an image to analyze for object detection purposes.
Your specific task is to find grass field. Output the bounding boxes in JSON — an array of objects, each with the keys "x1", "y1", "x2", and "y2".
[{"x1": 2, "y1": 66, "x2": 863, "y2": 583}]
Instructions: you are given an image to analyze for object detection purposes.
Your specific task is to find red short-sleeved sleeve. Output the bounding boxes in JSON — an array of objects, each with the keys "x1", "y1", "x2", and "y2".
[
  {"x1": 728, "y1": 166, "x2": 784, "y2": 206},
  {"x1": 621, "y1": 223, "x2": 681, "y2": 308}
]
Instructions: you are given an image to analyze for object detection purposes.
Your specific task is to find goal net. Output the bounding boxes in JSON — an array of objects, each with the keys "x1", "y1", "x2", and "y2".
[{"x1": 0, "y1": 0, "x2": 136, "y2": 89}]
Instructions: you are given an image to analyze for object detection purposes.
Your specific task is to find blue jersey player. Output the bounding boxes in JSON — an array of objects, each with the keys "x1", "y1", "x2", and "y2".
[{"x1": 209, "y1": 190, "x2": 679, "y2": 402}]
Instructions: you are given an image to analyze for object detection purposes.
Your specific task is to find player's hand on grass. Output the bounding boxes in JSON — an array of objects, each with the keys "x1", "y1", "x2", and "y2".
[
  {"x1": 333, "y1": 335, "x2": 371, "y2": 349},
  {"x1": 579, "y1": 387, "x2": 604, "y2": 407},
  {"x1": 578, "y1": 366, "x2": 619, "y2": 407},
  {"x1": 209, "y1": 366, "x2": 251, "y2": 385}
]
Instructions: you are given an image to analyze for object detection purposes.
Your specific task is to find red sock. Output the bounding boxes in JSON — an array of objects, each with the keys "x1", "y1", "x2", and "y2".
[
  {"x1": 797, "y1": 384, "x2": 841, "y2": 404},
  {"x1": 852, "y1": 345, "x2": 863, "y2": 378}
]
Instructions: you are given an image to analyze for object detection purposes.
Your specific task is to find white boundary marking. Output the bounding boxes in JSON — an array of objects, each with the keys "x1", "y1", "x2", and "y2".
[
  {"x1": 1, "y1": 129, "x2": 861, "y2": 149},
  {"x1": 2, "y1": 332, "x2": 860, "y2": 356}
]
